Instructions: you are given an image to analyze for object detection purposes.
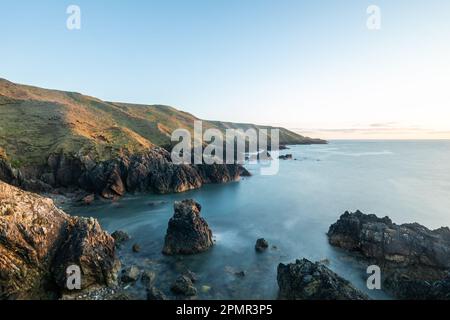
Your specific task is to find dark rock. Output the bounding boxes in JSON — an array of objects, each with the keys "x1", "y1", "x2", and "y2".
[
  {"x1": 0, "y1": 181, "x2": 119, "y2": 299},
  {"x1": 121, "y1": 266, "x2": 140, "y2": 283},
  {"x1": 328, "y1": 210, "x2": 450, "y2": 269},
  {"x1": 141, "y1": 270, "x2": 156, "y2": 288},
  {"x1": 328, "y1": 210, "x2": 450, "y2": 299},
  {"x1": 1, "y1": 148, "x2": 250, "y2": 199},
  {"x1": 278, "y1": 154, "x2": 293, "y2": 160},
  {"x1": 255, "y1": 238, "x2": 269, "y2": 252},
  {"x1": 171, "y1": 275, "x2": 197, "y2": 296},
  {"x1": 132, "y1": 243, "x2": 141, "y2": 253},
  {"x1": 162, "y1": 200, "x2": 213, "y2": 255},
  {"x1": 147, "y1": 286, "x2": 168, "y2": 300},
  {"x1": 277, "y1": 258, "x2": 368, "y2": 300},
  {"x1": 235, "y1": 271, "x2": 246, "y2": 277},
  {"x1": 111, "y1": 230, "x2": 130, "y2": 247},
  {"x1": 183, "y1": 270, "x2": 198, "y2": 283}
]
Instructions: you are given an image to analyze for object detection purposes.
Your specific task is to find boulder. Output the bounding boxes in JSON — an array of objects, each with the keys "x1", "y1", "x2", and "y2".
[
  {"x1": 147, "y1": 286, "x2": 168, "y2": 300},
  {"x1": 0, "y1": 181, "x2": 119, "y2": 299},
  {"x1": 255, "y1": 238, "x2": 269, "y2": 252},
  {"x1": 132, "y1": 243, "x2": 141, "y2": 253},
  {"x1": 121, "y1": 266, "x2": 140, "y2": 283},
  {"x1": 162, "y1": 200, "x2": 213, "y2": 255},
  {"x1": 111, "y1": 230, "x2": 130, "y2": 246},
  {"x1": 277, "y1": 258, "x2": 368, "y2": 300},
  {"x1": 141, "y1": 270, "x2": 156, "y2": 288},
  {"x1": 171, "y1": 275, "x2": 197, "y2": 296}
]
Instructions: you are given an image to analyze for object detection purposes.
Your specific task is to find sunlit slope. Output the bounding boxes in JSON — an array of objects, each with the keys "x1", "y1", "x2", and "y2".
[{"x1": 0, "y1": 78, "x2": 325, "y2": 167}]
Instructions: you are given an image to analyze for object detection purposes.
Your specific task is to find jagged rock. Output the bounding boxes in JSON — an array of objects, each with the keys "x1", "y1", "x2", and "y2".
[
  {"x1": 162, "y1": 200, "x2": 213, "y2": 255},
  {"x1": 0, "y1": 181, "x2": 119, "y2": 299},
  {"x1": 278, "y1": 154, "x2": 293, "y2": 160},
  {"x1": 111, "y1": 230, "x2": 130, "y2": 246},
  {"x1": 121, "y1": 266, "x2": 140, "y2": 283},
  {"x1": 171, "y1": 275, "x2": 197, "y2": 296},
  {"x1": 183, "y1": 270, "x2": 198, "y2": 283},
  {"x1": 328, "y1": 210, "x2": 450, "y2": 270},
  {"x1": 255, "y1": 238, "x2": 269, "y2": 252},
  {"x1": 328, "y1": 211, "x2": 450, "y2": 299},
  {"x1": 141, "y1": 270, "x2": 156, "y2": 288},
  {"x1": 147, "y1": 286, "x2": 168, "y2": 300},
  {"x1": 2, "y1": 148, "x2": 250, "y2": 199},
  {"x1": 277, "y1": 258, "x2": 368, "y2": 300}
]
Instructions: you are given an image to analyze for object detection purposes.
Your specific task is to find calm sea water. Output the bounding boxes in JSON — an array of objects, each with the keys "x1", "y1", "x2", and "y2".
[{"x1": 66, "y1": 140, "x2": 450, "y2": 300}]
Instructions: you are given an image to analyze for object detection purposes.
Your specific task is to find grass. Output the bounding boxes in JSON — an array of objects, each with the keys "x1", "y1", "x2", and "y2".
[{"x1": 0, "y1": 78, "x2": 325, "y2": 167}]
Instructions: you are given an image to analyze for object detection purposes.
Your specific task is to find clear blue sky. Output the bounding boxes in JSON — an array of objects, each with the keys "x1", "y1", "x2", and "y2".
[{"x1": 1, "y1": 0, "x2": 450, "y2": 138}]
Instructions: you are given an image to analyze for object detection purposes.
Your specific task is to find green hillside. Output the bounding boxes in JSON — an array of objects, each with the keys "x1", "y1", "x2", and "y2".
[{"x1": 0, "y1": 78, "x2": 325, "y2": 167}]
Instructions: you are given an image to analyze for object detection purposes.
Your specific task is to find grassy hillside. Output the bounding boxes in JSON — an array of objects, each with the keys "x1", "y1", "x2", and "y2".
[{"x1": 0, "y1": 78, "x2": 325, "y2": 167}]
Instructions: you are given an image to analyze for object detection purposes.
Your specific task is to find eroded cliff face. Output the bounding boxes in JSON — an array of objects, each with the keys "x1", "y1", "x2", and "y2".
[
  {"x1": 0, "y1": 181, "x2": 119, "y2": 299},
  {"x1": 0, "y1": 147, "x2": 250, "y2": 199}
]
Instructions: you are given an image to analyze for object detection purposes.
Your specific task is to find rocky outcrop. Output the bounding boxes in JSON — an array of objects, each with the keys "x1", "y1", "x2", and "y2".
[
  {"x1": 1, "y1": 148, "x2": 251, "y2": 199},
  {"x1": 277, "y1": 258, "x2": 368, "y2": 300},
  {"x1": 0, "y1": 181, "x2": 119, "y2": 299},
  {"x1": 162, "y1": 200, "x2": 213, "y2": 255},
  {"x1": 328, "y1": 210, "x2": 450, "y2": 299}
]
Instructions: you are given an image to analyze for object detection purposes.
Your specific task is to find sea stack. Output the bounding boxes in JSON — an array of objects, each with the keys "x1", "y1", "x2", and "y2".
[{"x1": 162, "y1": 200, "x2": 213, "y2": 255}]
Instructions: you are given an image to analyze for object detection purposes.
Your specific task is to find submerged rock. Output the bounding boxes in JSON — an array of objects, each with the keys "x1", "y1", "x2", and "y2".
[
  {"x1": 0, "y1": 181, "x2": 119, "y2": 299},
  {"x1": 278, "y1": 154, "x2": 293, "y2": 160},
  {"x1": 328, "y1": 210, "x2": 450, "y2": 299},
  {"x1": 147, "y1": 286, "x2": 168, "y2": 300},
  {"x1": 111, "y1": 230, "x2": 130, "y2": 247},
  {"x1": 132, "y1": 243, "x2": 141, "y2": 253},
  {"x1": 171, "y1": 275, "x2": 197, "y2": 296},
  {"x1": 277, "y1": 258, "x2": 368, "y2": 300},
  {"x1": 141, "y1": 270, "x2": 156, "y2": 288},
  {"x1": 162, "y1": 200, "x2": 213, "y2": 255},
  {"x1": 255, "y1": 238, "x2": 269, "y2": 252},
  {"x1": 121, "y1": 266, "x2": 140, "y2": 283}
]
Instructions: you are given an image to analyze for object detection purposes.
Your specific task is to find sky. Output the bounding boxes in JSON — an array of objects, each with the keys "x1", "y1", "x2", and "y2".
[{"x1": 1, "y1": 0, "x2": 450, "y2": 139}]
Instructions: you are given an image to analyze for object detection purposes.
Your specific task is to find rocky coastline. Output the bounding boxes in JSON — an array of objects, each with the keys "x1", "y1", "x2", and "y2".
[
  {"x1": 0, "y1": 148, "x2": 250, "y2": 200},
  {"x1": 328, "y1": 210, "x2": 450, "y2": 299},
  {"x1": 0, "y1": 181, "x2": 119, "y2": 299}
]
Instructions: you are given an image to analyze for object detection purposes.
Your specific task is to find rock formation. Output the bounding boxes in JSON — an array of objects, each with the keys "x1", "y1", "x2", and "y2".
[
  {"x1": 171, "y1": 275, "x2": 197, "y2": 296},
  {"x1": 162, "y1": 200, "x2": 213, "y2": 255},
  {"x1": 0, "y1": 181, "x2": 119, "y2": 299},
  {"x1": 328, "y1": 210, "x2": 450, "y2": 299},
  {"x1": 255, "y1": 238, "x2": 269, "y2": 252},
  {"x1": 1, "y1": 149, "x2": 251, "y2": 199},
  {"x1": 277, "y1": 258, "x2": 368, "y2": 300}
]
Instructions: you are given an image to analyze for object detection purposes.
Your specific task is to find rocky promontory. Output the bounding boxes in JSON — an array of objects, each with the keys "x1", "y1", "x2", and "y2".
[
  {"x1": 162, "y1": 200, "x2": 213, "y2": 255},
  {"x1": 328, "y1": 210, "x2": 450, "y2": 299},
  {"x1": 0, "y1": 181, "x2": 119, "y2": 299},
  {"x1": 277, "y1": 258, "x2": 368, "y2": 300},
  {"x1": 1, "y1": 149, "x2": 250, "y2": 200}
]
